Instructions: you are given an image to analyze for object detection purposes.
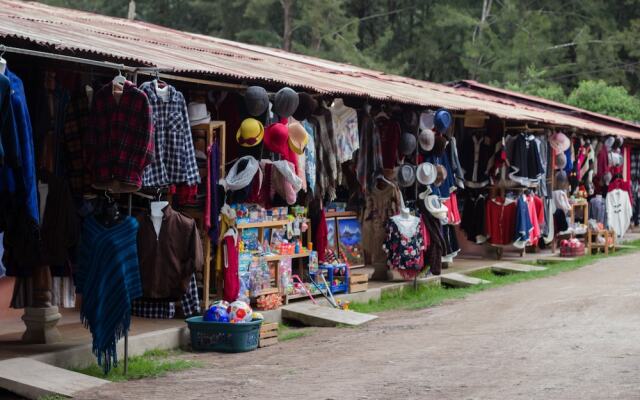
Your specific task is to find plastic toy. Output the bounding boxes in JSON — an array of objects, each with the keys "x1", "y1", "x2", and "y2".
[
  {"x1": 227, "y1": 300, "x2": 253, "y2": 323},
  {"x1": 204, "y1": 300, "x2": 230, "y2": 322}
]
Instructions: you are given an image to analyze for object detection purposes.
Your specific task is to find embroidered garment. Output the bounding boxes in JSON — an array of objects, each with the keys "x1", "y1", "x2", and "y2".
[
  {"x1": 356, "y1": 113, "x2": 383, "y2": 194},
  {"x1": 302, "y1": 120, "x2": 317, "y2": 194},
  {"x1": 606, "y1": 189, "x2": 632, "y2": 238},
  {"x1": 514, "y1": 195, "x2": 533, "y2": 245},
  {"x1": 76, "y1": 216, "x2": 142, "y2": 373},
  {"x1": 140, "y1": 81, "x2": 200, "y2": 187},
  {"x1": 509, "y1": 133, "x2": 544, "y2": 186},
  {"x1": 382, "y1": 215, "x2": 426, "y2": 279},
  {"x1": 485, "y1": 197, "x2": 517, "y2": 245},
  {"x1": 330, "y1": 99, "x2": 359, "y2": 163},
  {"x1": 88, "y1": 81, "x2": 154, "y2": 188},
  {"x1": 460, "y1": 133, "x2": 491, "y2": 188}
]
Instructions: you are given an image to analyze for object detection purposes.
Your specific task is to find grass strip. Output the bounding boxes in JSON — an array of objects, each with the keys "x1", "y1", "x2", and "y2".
[
  {"x1": 350, "y1": 240, "x2": 640, "y2": 314},
  {"x1": 278, "y1": 324, "x2": 310, "y2": 341},
  {"x1": 72, "y1": 349, "x2": 201, "y2": 382}
]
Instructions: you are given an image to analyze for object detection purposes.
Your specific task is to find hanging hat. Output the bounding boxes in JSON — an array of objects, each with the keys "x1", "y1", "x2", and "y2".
[
  {"x1": 614, "y1": 136, "x2": 624, "y2": 149},
  {"x1": 292, "y1": 92, "x2": 317, "y2": 121},
  {"x1": 603, "y1": 171, "x2": 613, "y2": 186},
  {"x1": 419, "y1": 111, "x2": 435, "y2": 131},
  {"x1": 555, "y1": 152, "x2": 567, "y2": 170},
  {"x1": 431, "y1": 135, "x2": 447, "y2": 156},
  {"x1": 244, "y1": 86, "x2": 270, "y2": 117},
  {"x1": 187, "y1": 102, "x2": 211, "y2": 126},
  {"x1": 236, "y1": 118, "x2": 264, "y2": 147},
  {"x1": 549, "y1": 132, "x2": 570, "y2": 153},
  {"x1": 264, "y1": 119, "x2": 290, "y2": 158},
  {"x1": 402, "y1": 109, "x2": 418, "y2": 129},
  {"x1": 604, "y1": 136, "x2": 615, "y2": 150},
  {"x1": 396, "y1": 164, "x2": 416, "y2": 188},
  {"x1": 434, "y1": 165, "x2": 448, "y2": 187},
  {"x1": 416, "y1": 162, "x2": 437, "y2": 185},
  {"x1": 424, "y1": 194, "x2": 449, "y2": 221},
  {"x1": 433, "y1": 109, "x2": 452, "y2": 133},
  {"x1": 288, "y1": 121, "x2": 309, "y2": 155},
  {"x1": 418, "y1": 129, "x2": 435, "y2": 152},
  {"x1": 273, "y1": 87, "x2": 299, "y2": 118},
  {"x1": 399, "y1": 132, "x2": 417, "y2": 156},
  {"x1": 610, "y1": 151, "x2": 623, "y2": 167},
  {"x1": 463, "y1": 110, "x2": 486, "y2": 128}
]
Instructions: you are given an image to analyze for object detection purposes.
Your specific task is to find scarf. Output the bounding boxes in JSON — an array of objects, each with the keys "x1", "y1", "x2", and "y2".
[{"x1": 220, "y1": 156, "x2": 262, "y2": 192}]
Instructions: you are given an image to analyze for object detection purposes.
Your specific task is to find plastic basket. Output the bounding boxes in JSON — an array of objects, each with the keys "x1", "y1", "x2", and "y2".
[{"x1": 186, "y1": 316, "x2": 262, "y2": 352}]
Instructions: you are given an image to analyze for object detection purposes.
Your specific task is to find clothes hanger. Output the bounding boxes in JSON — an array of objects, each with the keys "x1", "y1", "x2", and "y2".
[
  {"x1": 154, "y1": 70, "x2": 167, "y2": 89},
  {"x1": 112, "y1": 69, "x2": 126, "y2": 87}
]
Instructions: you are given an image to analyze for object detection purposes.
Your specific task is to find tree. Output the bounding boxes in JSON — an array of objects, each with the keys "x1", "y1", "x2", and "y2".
[{"x1": 566, "y1": 80, "x2": 640, "y2": 122}]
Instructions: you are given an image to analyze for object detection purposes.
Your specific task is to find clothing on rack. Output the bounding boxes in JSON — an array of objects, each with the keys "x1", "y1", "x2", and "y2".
[
  {"x1": 356, "y1": 113, "x2": 383, "y2": 194},
  {"x1": 419, "y1": 203, "x2": 445, "y2": 276},
  {"x1": 442, "y1": 192, "x2": 461, "y2": 225},
  {"x1": 448, "y1": 136, "x2": 465, "y2": 189},
  {"x1": 302, "y1": 120, "x2": 317, "y2": 195},
  {"x1": 460, "y1": 191, "x2": 487, "y2": 244},
  {"x1": 76, "y1": 215, "x2": 142, "y2": 374},
  {"x1": 139, "y1": 81, "x2": 200, "y2": 187},
  {"x1": 222, "y1": 228, "x2": 240, "y2": 302},
  {"x1": 88, "y1": 81, "x2": 154, "y2": 189},
  {"x1": 378, "y1": 117, "x2": 401, "y2": 169},
  {"x1": 589, "y1": 195, "x2": 606, "y2": 225},
  {"x1": 132, "y1": 273, "x2": 200, "y2": 319},
  {"x1": 606, "y1": 188, "x2": 632, "y2": 238},
  {"x1": 485, "y1": 197, "x2": 516, "y2": 246},
  {"x1": 425, "y1": 151, "x2": 456, "y2": 198},
  {"x1": 441, "y1": 224, "x2": 460, "y2": 262},
  {"x1": 137, "y1": 205, "x2": 203, "y2": 299},
  {"x1": 382, "y1": 215, "x2": 426, "y2": 279},
  {"x1": 513, "y1": 195, "x2": 533, "y2": 245},
  {"x1": 509, "y1": 133, "x2": 544, "y2": 186},
  {"x1": 460, "y1": 133, "x2": 491, "y2": 188},
  {"x1": 308, "y1": 103, "x2": 338, "y2": 200},
  {"x1": 330, "y1": 99, "x2": 359, "y2": 164},
  {"x1": 0, "y1": 73, "x2": 18, "y2": 168}
]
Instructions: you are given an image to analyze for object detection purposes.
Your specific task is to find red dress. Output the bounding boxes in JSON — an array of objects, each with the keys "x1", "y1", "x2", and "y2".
[
  {"x1": 223, "y1": 232, "x2": 240, "y2": 302},
  {"x1": 485, "y1": 197, "x2": 516, "y2": 245}
]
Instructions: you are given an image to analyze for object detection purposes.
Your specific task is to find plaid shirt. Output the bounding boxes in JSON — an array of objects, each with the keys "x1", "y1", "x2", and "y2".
[
  {"x1": 88, "y1": 82, "x2": 154, "y2": 188},
  {"x1": 139, "y1": 82, "x2": 200, "y2": 187},
  {"x1": 131, "y1": 273, "x2": 200, "y2": 319}
]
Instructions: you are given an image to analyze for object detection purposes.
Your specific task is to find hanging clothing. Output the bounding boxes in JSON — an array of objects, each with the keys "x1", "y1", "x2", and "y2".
[
  {"x1": 442, "y1": 192, "x2": 461, "y2": 225},
  {"x1": 308, "y1": 104, "x2": 338, "y2": 200},
  {"x1": 460, "y1": 191, "x2": 487, "y2": 244},
  {"x1": 361, "y1": 182, "x2": 403, "y2": 279},
  {"x1": 0, "y1": 233, "x2": 5, "y2": 278},
  {"x1": 608, "y1": 179, "x2": 634, "y2": 207},
  {"x1": 313, "y1": 208, "x2": 329, "y2": 263},
  {"x1": 88, "y1": 81, "x2": 154, "y2": 189},
  {"x1": 509, "y1": 133, "x2": 544, "y2": 186},
  {"x1": 0, "y1": 73, "x2": 18, "y2": 168},
  {"x1": 76, "y1": 216, "x2": 142, "y2": 374},
  {"x1": 535, "y1": 136, "x2": 550, "y2": 197},
  {"x1": 460, "y1": 133, "x2": 491, "y2": 188},
  {"x1": 222, "y1": 229, "x2": 239, "y2": 302},
  {"x1": 485, "y1": 197, "x2": 517, "y2": 245},
  {"x1": 524, "y1": 195, "x2": 540, "y2": 246},
  {"x1": 302, "y1": 120, "x2": 317, "y2": 195},
  {"x1": 137, "y1": 205, "x2": 203, "y2": 299},
  {"x1": 356, "y1": 113, "x2": 383, "y2": 194},
  {"x1": 606, "y1": 189, "x2": 632, "y2": 238},
  {"x1": 589, "y1": 195, "x2": 606, "y2": 225},
  {"x1": 552, "y1": 190, "x2": 571, "y2": 212},
  {"x1": 419, "y1": 205, "x2": 446, "y2": 276},
  {"x1": 382, "y1": 215, "x2": 426, "y2": 279},
  {"x1": 425, "y1": 151, "x2": 456, "y2": 199},
  {"x1": 448, "y1": 136, "x2": 465, "y2": 189},
  {"x1": 441, "y1": 224, "x2": 460, "y2": 261},
  {"x1": 330, "y1": 99, "x2": 359, "y2": 163},
  {"x1": 140, "y1": 81, "x2": 200, "y2": 187},
  {"x1": 378, "y1": 117, "x2": 401, "y2": 169},
  {"x1": 514, "y1": 195, "x2": 533, "y2": 245},
  {"x1": 132, "y1": 273, "x2": 200, "y2": 319}
]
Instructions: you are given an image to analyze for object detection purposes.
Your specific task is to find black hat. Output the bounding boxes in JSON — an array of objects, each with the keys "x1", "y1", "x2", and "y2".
[
  {"x1": 292, "y1": 92, "x2": 318, "y2": 121},
  {"x1": 244, "y1": 86, "x2": 269, "y2": 117}
]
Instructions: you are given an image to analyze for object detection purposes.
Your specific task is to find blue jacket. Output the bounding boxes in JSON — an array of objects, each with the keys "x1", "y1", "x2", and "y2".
[
  {"x1": 514, "y1": 195, "x2": 532, "y2": 242},
  {"x1": 0, "y1": 73, "x2": 20, "y2": 169}
]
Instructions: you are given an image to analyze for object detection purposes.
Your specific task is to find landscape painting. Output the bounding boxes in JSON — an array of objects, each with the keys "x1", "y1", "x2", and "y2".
[{"x1": 336, "y1": 217, "x2": 364, "y2": 268}]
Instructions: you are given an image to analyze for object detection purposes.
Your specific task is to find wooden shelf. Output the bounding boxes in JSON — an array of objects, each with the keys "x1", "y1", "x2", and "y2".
[
  {"x1": 256, "y1": 252, "x2": 311, "y2": 262},
  {"x1": 237, "y1": 219, "x2": 292, "y2": 229},
  {"x1": 326, "y1": 211, "x2": 358, "y2": 218}
]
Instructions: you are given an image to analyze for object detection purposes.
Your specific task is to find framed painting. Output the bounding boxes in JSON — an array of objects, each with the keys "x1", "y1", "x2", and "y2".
[
  {"x1": 326, "y1": 217, "x2": 338, "y2": 255},
  {"x1": 336, "y1": 216, "x2": 364, "y2": 268}
]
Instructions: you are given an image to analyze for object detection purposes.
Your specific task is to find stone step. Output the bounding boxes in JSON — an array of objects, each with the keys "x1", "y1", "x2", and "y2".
[
  {"x1": 281, "y1": 303, "x2": 377, "y2": 327},
  {"x1": 491, "y1": 262, "x2": 547, "y2": 274},
  {"x1": 0, "y1": 357, "x2": 109, "y2": 399},
  {"x1": 440, "y1": 273, "x2": 491, "y2": 288}
]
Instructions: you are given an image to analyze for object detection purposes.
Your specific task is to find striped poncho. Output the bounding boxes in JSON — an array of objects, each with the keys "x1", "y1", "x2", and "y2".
[{"x1": 76, "y1": 216, "x2": 142, "y2": 373}]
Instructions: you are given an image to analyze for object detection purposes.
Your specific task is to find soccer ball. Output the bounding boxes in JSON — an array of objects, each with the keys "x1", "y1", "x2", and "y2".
[
  {"x1": 204, "y1": 300, "x2": 230, "y2": 322},
  {"x1": 227, "y1": 300, "x2": 253, "y2": 323}
]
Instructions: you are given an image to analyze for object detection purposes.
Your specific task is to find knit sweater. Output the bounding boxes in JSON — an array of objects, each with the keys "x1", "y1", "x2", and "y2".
[{"x1": 76, "y1": 216, "x2": 142, "y2": 373}]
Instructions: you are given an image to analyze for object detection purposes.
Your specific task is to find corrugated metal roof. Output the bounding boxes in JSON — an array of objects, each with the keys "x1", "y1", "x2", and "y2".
[{"x1": 0, "y1": 0, "x2": 639, "y2": 139}]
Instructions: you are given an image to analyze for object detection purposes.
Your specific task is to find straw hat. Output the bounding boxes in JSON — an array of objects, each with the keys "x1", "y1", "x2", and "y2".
[
  {"x1": 423, "y1": 194, "x2": 448, "y2": 221},
  {"x1": 287, "y1": 122, "x2": 309, "y2": 155}
]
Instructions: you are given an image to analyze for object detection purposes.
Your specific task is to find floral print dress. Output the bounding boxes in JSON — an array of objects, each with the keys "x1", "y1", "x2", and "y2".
[{"x1": 382, "y1": 215, "x2": 427, "y2": 279}]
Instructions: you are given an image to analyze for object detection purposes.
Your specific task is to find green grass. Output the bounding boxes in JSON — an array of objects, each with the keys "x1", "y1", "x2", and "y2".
[
  {"x1": 278, "y1": 324, "x2": 310, "y2": 341},
  {"x1": 72, "y1": 349, "x2": 202, "y2": 382},
  {"x1": 350, "y1": 240, "x2": 640, "y2": 314}
]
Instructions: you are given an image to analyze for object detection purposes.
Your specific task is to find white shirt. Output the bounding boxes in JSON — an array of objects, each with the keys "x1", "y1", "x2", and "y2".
[{"x1": 606, "y1": 189, "x2": 632, "y2": 238}]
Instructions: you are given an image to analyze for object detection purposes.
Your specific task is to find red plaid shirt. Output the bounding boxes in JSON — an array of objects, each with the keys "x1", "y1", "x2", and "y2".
[{"x1": 88, "y1": 82, "x2": 154, "y2": 188}]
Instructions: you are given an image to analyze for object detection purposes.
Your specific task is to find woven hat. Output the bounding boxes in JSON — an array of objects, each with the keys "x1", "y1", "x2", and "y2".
[
  {"x1": 464, "y1": 110, "x2": 486, "y2": 128},
  {"x1": 187, "y1": 102, "x2": 211, "y2": 126},
  {"x1": 419, "y1": 111, "x2": 435, "y2": 131},
  {"x1": 288, "y1": 121, "x2": 309, "y2": 155},
  {"x1": 416, "y1": 162, "x2": 437, "y2": 185},
  {"x1": 292, "y1": 92, "x2": 317, "y2": 121},
  {"x1": 244, "y1": 86, "x2": 269, "y2": 117},
  {"x1": 434, "y1": 109, "x2": 452, "y2": 133},
  {"x1": 236, "y1": 118, "x2": 264, "y2": 147},
  {"x1": 418, "y1": 129, "x2": 435, "y2": 151},
  {"x1": 550, "y1": 132, "x2": 570, "y2": 153},
  {"x1": 555, "y1": 152, "x2": 567, "y2": 170},
  {"x1": 434, "y1": 165, "x2": 448, "y2": 187},
  {"x1": 396, "y1": 164, "x2": 416, "y2": 187},
  {"x1": 273, "y1": 87, "x2": 299, "y2": 118},
  {"x1": 264, "y1": 118, "x2": 290, "y2": 158},
  {"x1": 424, "y1": 194, "x2": 448, "y2": 221},
  {"x1": 431, "y1": 135, "x2": 447, "y2": 156},
  {"x1": 399, "y1": 132, "x2": 417, "y2": 156}
]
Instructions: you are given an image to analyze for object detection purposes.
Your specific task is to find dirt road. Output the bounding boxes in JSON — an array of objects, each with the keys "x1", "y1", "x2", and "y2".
[{"x1": 76, "y1": 254, "x2": 640, "y2": 400}]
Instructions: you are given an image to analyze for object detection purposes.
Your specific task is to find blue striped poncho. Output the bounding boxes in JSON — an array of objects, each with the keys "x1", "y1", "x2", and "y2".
[{"x1": 76, "y1": 216, "x2": 142, "y2": 374}]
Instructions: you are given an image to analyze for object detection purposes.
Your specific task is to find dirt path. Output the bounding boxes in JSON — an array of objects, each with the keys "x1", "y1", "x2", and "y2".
[{"x1": 76, "y1": 254, "x2": 640, "y2": 400}]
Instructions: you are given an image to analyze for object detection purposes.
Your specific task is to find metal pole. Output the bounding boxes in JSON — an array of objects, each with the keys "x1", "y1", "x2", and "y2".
[
  {"x1": 0, "y1": 44, "x2": 135, "y2": 71},
  {"x1": 124, "y1": 193, "x2": 133, "y2": 375}
]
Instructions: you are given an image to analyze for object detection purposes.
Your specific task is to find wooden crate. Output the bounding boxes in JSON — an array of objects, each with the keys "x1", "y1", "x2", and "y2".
[
  {"x1": 349, "y1": 273, "x2": 368, "y2": 293},
  {"x1": 259, "y1": 322, "x2": 278, "y2": 348}
]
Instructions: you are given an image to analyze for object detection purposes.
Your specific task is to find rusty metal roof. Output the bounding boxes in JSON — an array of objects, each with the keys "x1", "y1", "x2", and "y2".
[{"x1": 1, "y1": 0, "x2": 639, "y2": 138}]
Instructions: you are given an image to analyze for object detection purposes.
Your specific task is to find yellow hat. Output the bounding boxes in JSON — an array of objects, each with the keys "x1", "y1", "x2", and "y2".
[
  {"x1": 236, "y1": 118, "x2": 264, "y2": 147},
  {"x1": 287, "y1": 121, "x2": 309, "y2": 155}
]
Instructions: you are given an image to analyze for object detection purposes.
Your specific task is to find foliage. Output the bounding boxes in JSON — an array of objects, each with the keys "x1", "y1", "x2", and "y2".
[
  {"x1": 278, "y1": 323, "x2": 309, "y2": 341},
  {"x1": 567, "y1": 80, "x2": 640, "y2": 122},
  {"x1": 351, "y1": 240, "x2": 640, "y2": 314},
  {"x1": 38, "y1": 0, "x2": 640, "y2": 121},
  {"x1": 72, "y1": 349, "x2": 201, "y2": 382}
]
